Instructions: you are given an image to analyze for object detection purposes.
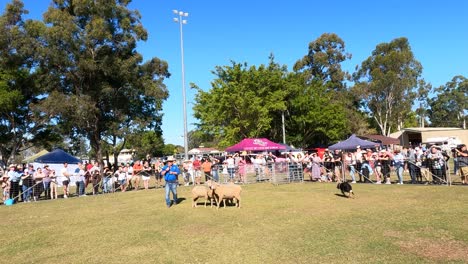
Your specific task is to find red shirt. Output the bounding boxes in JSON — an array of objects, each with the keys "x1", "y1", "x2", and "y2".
[{"x1": 193, "y1": 159, "x2": 201, "y2": 170}]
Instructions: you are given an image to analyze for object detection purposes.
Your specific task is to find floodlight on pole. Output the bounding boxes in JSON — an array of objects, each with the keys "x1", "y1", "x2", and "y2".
[{"x1": 173, "y1": 9, "x2": 189, "y2": 161}]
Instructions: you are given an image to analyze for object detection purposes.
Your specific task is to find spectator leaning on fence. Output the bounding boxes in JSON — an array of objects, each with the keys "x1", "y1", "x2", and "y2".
[
  {"x1": 393, "y1": 149, "x2": 405, "y2": 184},
  {"x1": 8, "y1": 164, "x2": 21, "y2": 203},
  {"x1": 455, "y1": 144, "x2": 468, "y2": 185}
]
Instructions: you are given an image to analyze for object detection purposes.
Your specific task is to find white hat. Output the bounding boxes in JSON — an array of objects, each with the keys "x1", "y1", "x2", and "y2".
[{"x1": 165, "y1": 156, "x2": 176, "y2": 162}]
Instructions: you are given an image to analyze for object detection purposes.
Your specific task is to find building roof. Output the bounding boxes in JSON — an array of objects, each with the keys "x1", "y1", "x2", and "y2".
[
  {"x1": 401, "y1": 127, "x2": 463, "y2": 132},
  {"x1": 188, "y1": 148, "x2": 221, "y2": 154}
]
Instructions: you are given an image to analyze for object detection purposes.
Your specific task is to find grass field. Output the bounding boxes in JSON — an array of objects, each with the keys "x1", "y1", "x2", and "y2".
[{"x1": 1, "y1": 181, "x2": 467, "y2": 264}]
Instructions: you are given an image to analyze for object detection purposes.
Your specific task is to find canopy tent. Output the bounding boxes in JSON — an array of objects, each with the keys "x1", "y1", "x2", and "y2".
[
  {"x1": 328, "y1": 134, "x2": 380, "y2": 151},
  {"x1": 279, "y1": 143, "x2": 301, "y2": 152},
  {"x1": 21, "y1": 149, "x2": 49, "y2": 164},
  {"x1": 226, "y1": 138, "x2": 286, "y2": 152},
  {"x1": 34, "y1": 148, "x2": 81, "y2": 164},
  {"x1": 33, "y1": 149, "x2": 81, "y2": 187}
]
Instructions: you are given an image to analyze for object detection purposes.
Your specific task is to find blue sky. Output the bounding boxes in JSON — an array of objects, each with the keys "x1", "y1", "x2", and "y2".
[{"x1": 2, "y1": 0, "x2": 468, "y2": 146}]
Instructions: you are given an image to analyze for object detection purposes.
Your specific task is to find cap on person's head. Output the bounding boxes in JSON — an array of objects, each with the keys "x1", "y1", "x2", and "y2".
[
  {"x1": 165, "y1": 156, "x2": 176, "y2": 163},
  {"x1": 9, "y1": 164, "x2": 16, "y2": 169},
  {"x1": 356, "y1": 145, "x2": 361, "y2": 149}
]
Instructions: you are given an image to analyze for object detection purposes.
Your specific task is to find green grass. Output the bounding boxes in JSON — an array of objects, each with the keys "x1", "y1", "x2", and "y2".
[{"x1": 1, "y1": 182, "x2": 467, "y2": 264}]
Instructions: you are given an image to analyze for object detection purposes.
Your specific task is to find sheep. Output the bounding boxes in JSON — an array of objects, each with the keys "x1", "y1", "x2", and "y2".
[
  {"x1": 191, "y1": 180, "x2": 215, "y2": 208},
  {"x1": 208, "y1": 182, "x2": 242, "y2": 209}
]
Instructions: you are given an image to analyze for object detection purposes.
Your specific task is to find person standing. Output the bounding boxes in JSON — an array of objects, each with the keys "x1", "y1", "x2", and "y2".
[
  {"x1": 61, "y1": 162, "x2": 71, "y2": 198},
  {"x1": 237, "y1": 156, "x2": 247, "y2": 183},
  {"x1": 77, "y1": 163, "x2": 86, "y2": 196},
  {"x1": 344, "y1": 152, "x2": 356, "y2": 183},
  {"x1": 393, "y1": 149, "x2": 405, "y2": 184},
  {"x1": 427, "y1": 146, "x2": 445, "y2": 184},
  {"x1": 21, "y1": 168, "x2": 34, "y2": 202},
  {"x1": 201, "y1": 158, "x2": 212, "y2": 183},
  {"x1": 161, "y1": 157, "x2": 180, "y2": 208},
  {"x1": 102, "y1": 165, "x2": 113, "y2": 193},
  {"x1": 141, "y1": 161, "x2": 152, "y2": 190},
  {"x1": 310, "y1": 153, "x2": 322, "y2": 182},
  {"x1": 192, "y1": 157, "x2": 202, "y2": 185},
  {"x1": 380, "y1": 150, "x2": 392, "y2": 184},
  {"x1": 332, "y1": 149, "x2": 343, "y2": 182},
  {"x1": 182, "y1": 159, "x2": 193, "y2": 186},
  {"x1": 49, "y1": 170, "x2": 58, "y2": 199},
  {"x1": 33, "y1": 167, "x2": 45, "y2": 201},
  {"x1": 132, "y1": 160, "x2": 142, "y2": 190},
  {"x1": 42, "y1": 164, "x2": 52, "y2": 199},
  {"x1": 154, "y1": 158, "x2": 164, "y2": 188},
  {"x1": 354, "y1": 146, "x2": 363, "y2": 182},
  {"x1": 8, "y1": 165, "x2": 22, "y2": 203},
  {"x1": 455, "y1": 144, "x2": 468, "y2": 185},
  {"x1": 116, "y1": 166, "x2": 127, "y2": 192}
]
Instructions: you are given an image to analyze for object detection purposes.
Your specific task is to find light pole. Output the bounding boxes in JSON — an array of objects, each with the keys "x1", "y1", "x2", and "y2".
[{"x1": 173, "y1": 9, "x2": 189, "y2": 161}]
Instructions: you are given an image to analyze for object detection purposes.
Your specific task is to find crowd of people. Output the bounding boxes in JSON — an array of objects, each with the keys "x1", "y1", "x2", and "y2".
[
  {"x1": 285, "y1": 144, "x2": 468, "y2": 185},
  {"x1": 0, "y1": 156, "x2": 167, "y2": 204},
  {"x1": 1, "y1": 143, "x2": 467, "y2": 205}
]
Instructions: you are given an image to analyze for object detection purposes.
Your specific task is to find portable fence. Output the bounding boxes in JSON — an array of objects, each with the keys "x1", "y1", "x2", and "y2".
[{"x1": 211, "y1": 162, "x2": 304, "y2": 185}]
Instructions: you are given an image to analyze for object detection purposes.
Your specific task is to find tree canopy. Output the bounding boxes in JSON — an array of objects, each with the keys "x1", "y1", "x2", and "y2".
[
  {"x1": 352, "y1": 37, "x2": 423, "y2": 136},
  {"x1": 32, "y1": 0, "x2": 169, "y2": 164},
  {"x1": 428, "y1": 76, "x2": 467, "y2": 128}
]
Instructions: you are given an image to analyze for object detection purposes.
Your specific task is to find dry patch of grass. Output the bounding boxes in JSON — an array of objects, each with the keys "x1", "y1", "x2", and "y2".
[{"x1": 385, "y1": 229, "x2": 468, "y2": 262}]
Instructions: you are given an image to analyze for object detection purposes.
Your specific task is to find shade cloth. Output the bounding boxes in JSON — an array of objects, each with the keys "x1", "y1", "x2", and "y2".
[
  {"x1": 34, "y1": 148, "x2": 81, "y2": 164},
  {"x1": 328, "y1": 134, "x2": 380, "y2": 151},
  {"x1": 226, "y1": 138, "x2": 286, "y2": 152}
]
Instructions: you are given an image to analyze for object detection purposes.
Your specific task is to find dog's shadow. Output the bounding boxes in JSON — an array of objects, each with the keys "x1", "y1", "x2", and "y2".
[{"x1": 334, "y1": 193, "x2": 350, "y2": 199}]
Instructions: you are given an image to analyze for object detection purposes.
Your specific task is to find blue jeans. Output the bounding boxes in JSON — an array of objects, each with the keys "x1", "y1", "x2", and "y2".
[
  {"x1": 165, "y1": 182, "x2": 178, "y2": 206},
  {"x1": 102, "y1": 177, "x2": 111, "y2": 193},
  {"x1": 227, "y1": 168, "x2": 235, "y2": 180},
  {"x1": 22, "y1": 185, "x2": 33, "y2": 202},
  {"x1": 349, "y1": 165, "x2": 356, "y2": 181},
  {"x1": 361, "y1": 163, "x2": 373, "y2": 175},
  {"x1": 211, "y1": 168, "x2": 219, "y2": 182},
  {"x1": 396, "y1": 166, "x2": 404, "y2": 184},
  {"x1": 77, "y1": 181, "x2": 85, "y2": 195},
  {"x1": 43, "y1": 181, "x2": 51, "y2": 199}
]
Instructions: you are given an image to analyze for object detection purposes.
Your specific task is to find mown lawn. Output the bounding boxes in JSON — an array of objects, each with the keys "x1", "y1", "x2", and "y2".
[{"x1": 0, "y1": 182, "x2": 467, "y2": 264}]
